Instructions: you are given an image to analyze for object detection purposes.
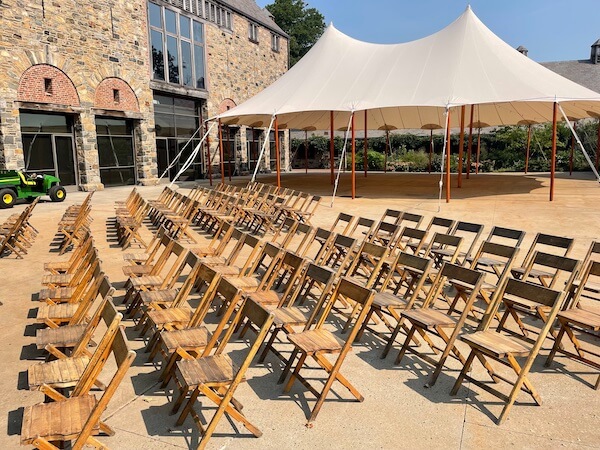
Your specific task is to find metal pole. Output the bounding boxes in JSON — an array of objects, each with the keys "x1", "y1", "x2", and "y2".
[
  {"x1": 550, "y1": 102, "x2": 558, "y2": 201},
  {"x1": 446, "y1": 111, "x2": 451, "y2": 202},
  {"x1": 467, "y1": 104, "x2": 474, "y2": 179},
  {"x1": 364, "y1": 110, "x2": 368, "y2": 177},
  {"x1": 352, "y1": 113, "x2": 356, "y2": 199},
  {"x1": 457, "y1": 105, "x2": 465, "y2": 188},
  {"x1": 330, "y1": 111, "x2": 335, "y2": 185},
  {"x1": 207, "y1": 121, "x2": 213, "y2": 186},
  {"x1": 275, "y1": 116, "x2": 281, "y2": 188},
  {"x1": 525, "y1": 124, "x2": 532, "y2": 174},
  {"x1": 218, "y1": 119, "x2": 225, "y2": 184}
]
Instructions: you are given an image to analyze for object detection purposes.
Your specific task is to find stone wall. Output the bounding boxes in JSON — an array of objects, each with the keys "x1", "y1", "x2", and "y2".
[{"x1": 0, "y1": 0, "x2": 157, "y2": 189}]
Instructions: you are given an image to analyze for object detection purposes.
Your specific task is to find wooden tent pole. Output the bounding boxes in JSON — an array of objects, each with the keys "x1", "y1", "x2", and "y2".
[
  {"x1": 304, "y1": 130, "x2": 308, "y2": 174},
  {"x1": 445, "y1": 111, "x2": 451, "y2": 203},
  {"x1": 550, "y1": 102, "x2": 558, "y2": 201},
  {"x1": 476, "y1": 127, "x2": 481, "y2": 175},
  {"x1": 525, "y1": 124, "x2": 532, "y2": 174},
  {"x1": 457, "y1": 105, "x2": 465, "y2": 188},
  {"x1": 227, "y1": 126, "x2": 232, "y2": 181},
  {"x1": 467, "y1": 104, "x2": 474, "y2": 179},
  {"x1": 570, "y1": 122, "x2": 576, "y2": 176},
  {"x1": 218, "y1": 119, "x2": 224, "y2": 184},
  {"x1": 597, "y1": 119, "x2": 600, "y2": 171},
  {"x1": 385, "y1": 130, "x2": 390, "y2": 173},
  {"x1": 364, "y1": 110, "x2": 368, "y2": 177},
  {"x1": 428, "y1": 130, "x2": 433, "y2": 174},
  {"x1": 275, "y1": 116, "x2": 281, "y2": 188},
  {"x1": 206, "y1": 120, "x2": 213, "y2": 186},
  {"x1": 330, "y1": 111, "x2": 335, "y2": 185},
  {"x1": 352, "y1": 113, "x2": 356, "y2": 199}
]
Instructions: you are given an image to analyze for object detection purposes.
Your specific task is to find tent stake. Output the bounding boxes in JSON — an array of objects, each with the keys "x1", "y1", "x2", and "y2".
[
  {"x1": 275, "y1": 116, "x2": 281, "y2": 188},
  {"x1": 550, "y1": 102, "x2": 558, "y2": 201},
  {"x1": 218, "y1": 119, "x2": 225, "y2": 184},
  {"x1": 352, "y1": 113, "x2": 356, "y2": 199},
  {"x1": 525, "y1": 124, "x2": 532, "y2": 174},
  {"x1": 467, "y1": 104, "x2": 474, "y2": 179},
  {"x1": 330, "y1": 111, "x2": 335, "y2": 185},
  {"x1": 457, "y1": 105, "x2": 465, "y2": 188},
  {"x1": 445, "y1": 111, "x2": 451, "y2": 203},
  {"x1": 364, "y1": 110, "x2": 368, "y2": 178}
]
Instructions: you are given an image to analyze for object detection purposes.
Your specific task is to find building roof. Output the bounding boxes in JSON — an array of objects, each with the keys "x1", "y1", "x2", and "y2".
[
  {"x1": 541, "y1": 60, "x2": 600, "y2": 95},
  {"x1": 220, "y1": 0, "x2": 288, "y2": 37}
]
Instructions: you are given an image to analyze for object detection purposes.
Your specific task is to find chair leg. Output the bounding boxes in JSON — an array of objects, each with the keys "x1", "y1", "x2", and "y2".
[{"x1": 450, "y1": 350, "x2": 477, "y2": 396}]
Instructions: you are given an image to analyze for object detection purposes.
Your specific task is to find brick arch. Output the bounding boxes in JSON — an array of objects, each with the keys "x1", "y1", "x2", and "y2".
[
  {"x1": 218, "y1": 98, "x2": 237, "y2": 114},
  {"x1": 17, "y1": 64, "x2": 80, "y2": 106},
  {"x1": 94, "y1": 77, "x2": 140, "y2": 112}
]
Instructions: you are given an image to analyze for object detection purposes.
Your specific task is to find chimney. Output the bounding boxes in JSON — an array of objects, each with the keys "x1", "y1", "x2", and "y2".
[
  {"x1": 591, "y1": 39, "x2": 600, "y2": 64},
  {"x1": 516, "y1": 45, "x2": 528, "y2": 57}
]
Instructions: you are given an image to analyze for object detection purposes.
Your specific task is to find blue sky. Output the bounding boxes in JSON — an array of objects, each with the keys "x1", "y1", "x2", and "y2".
[{"x1": 256, "y1": 0, "x2": 599, "y2": 62}]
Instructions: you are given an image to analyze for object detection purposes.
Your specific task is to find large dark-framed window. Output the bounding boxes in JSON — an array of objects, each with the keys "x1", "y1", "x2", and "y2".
[
  {"x1": 95, "y1": 117, "x2": 136, "y2": 186},
  {"x1": 149, "y1": 2, "x2": 206, "y2": 89}
]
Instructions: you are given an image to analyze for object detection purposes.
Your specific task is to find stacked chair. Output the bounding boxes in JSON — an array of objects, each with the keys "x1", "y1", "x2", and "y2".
[
  {"x1": 55, "y1": 192, "x2": 93, "y2": 254},
  {"x1": 0, "y1": 197, "x2": 39, "y2": 258}
]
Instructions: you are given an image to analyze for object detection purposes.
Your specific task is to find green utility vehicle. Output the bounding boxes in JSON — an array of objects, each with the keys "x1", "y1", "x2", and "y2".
[{"x1": 0, "y1": 170, "x2": 66, "y2": 208}]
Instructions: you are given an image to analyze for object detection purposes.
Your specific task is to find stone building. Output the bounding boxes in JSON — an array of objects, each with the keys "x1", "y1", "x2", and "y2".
[{"x1": 0, "y1": 0, "x2": 288, "y2": 189}]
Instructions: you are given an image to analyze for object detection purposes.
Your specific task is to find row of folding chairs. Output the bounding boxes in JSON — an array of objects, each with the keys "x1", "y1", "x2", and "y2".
[
  {"x1": 0, "y1": 197, "x2": 39, "y2": 258},
  {"x1": 55, "y1": 192, "x2": 93, "y2": 254},
  {"x1": 20, "y1": 229, "x2": 135, "y2": 448},
  {"x1": 114, "y1": 188, "x2": 150, "y2": 249}
]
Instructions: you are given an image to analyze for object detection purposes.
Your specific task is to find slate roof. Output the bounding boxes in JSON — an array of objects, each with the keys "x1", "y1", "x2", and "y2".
[
  {"x1": 541, "y1": 59, "x2": 600, "y2": 95},
  {"x1": 220, "y1": 0, "x2": 288, "y2": 37}
]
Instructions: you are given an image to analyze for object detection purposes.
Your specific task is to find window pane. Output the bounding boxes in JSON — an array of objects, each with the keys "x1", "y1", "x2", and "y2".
[
  {"x1": 174, "y1": 97, "x2": 197, "y2": 115},
  {"x1": 155, "y1": 113, "x2": 175, "y2": 137},
  {"x1": 151, "y1": 30, "x2": 165, "y2": 80},
  {"x1": 193, "y1": 20, "x2": 203, "y2": 43},
  {"x1": 181, "y1": 41, "x2": 193, "y2": 87},
  {"x1": 20, "y1": 113, "x2": 71, "y2": 133},
  {"x1": 97, "y1": 136, "x2": 134, "y2": 167},
  {"x1": 22, "y1": 135, "x2": 55, "y2": 171},
  {"x1": 175, "y1": 114, "x2": 197, "y2": 137},
  {"x1": 148, "y1": 2, "x2": 162, "y2": 28},
  {"x1": 100, "y1": 168, "x2": 136, "y2": 186},
  {"x1": 167, "y1": 35, "x2": 179, "y2": 83},
  {"x1": 165, "y1": 8, "x2": 177, "y2": 34},
  {"x1": 153, "y1": 94, "x2": 174, "y2": 113},
  {"x1": 95, "y1": 118, "x2": 131, "y2": 136},
  {"x1": 179, "y1": 15, "x2": 190, "y2": 39},
  {"x1": 194, "y1": 44, "x2": 205, "y2": 89}
]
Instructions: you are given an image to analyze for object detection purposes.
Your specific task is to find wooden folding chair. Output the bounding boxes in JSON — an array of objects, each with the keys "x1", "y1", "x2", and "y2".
[
  {"x1": 434, "y1": 220, "x2": 484, "y2": 265},
  {"x1": 497, "y1": 252, "x2": 580, "y2": 340},
  {"x1": 396, "y1": 211, "x2": 423, "y2": 229},
  {"x1": 282, "y1": 278, "x2": 376, "y2": 423},
  {"x1": 43, "y1": 231, "x2": 93, "y2": 275},
  {"x1": 346, "y1": 216, "x2": 376, "y2": 241},
  {"x1": 510, "y1": 233, "x2": 574, "y2": 284},
  {"x1": 451, "y1": 279, "x2": 566, "y2": 424},
  {"x1": 545, "y1": 259, "x2": 600, "y2": 389},
  {"x1": 20, "y1": 326, "x2": 135, "y2": 449},
  {"x1": 395, "y1": 263, "x2": 486, "y2": 387},
  {"x1": 463, "y1": 225, "x2": 525, "y2": 266},
  {"x1": 409, "y1": 216, "x2": 455, "y2": 254},
  {"x1": 423, "y1": 232, "x2": 463, "y2": 270},
  {"x1": 171, "y1": 299, "x2": 274, "y2": 449}
]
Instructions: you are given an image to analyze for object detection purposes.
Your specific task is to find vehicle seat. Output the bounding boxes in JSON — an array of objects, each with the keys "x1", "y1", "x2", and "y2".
[{"x1": 18, "y1": 172, "x2": 37, "y2": 187}]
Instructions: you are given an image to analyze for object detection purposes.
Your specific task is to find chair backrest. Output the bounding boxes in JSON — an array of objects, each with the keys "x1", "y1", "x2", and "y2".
[
  {"x1": 171, "y1": 252, "x2": 203, "y2": 308},
  {"x1": 379, "y1": 209, "x2": 403, "y2": 224},
  {"x1": 319, "y1": 234, "x2": 357, "y2": 273},
  {"x1": 519, "y1": 233, "x2": 574, "y2": 270},
  {"x1": 189, "y1": 263, "x2": 222, "y2": 327},
  {"x1": 368, "y1": 221, "x2": 401, "y2": 246},
  {"x1": 348, "y1": 217, "x2": 376, "y2": 239},
  {"x1": 345, "y1": 241, "x2": 388, "y2": 288},
  {"x1": 426, "y1": 216, "x2": 455, "y2": 234},
  {"x1": 423, "y1": 232, "x2": 463, "y2": 265},
  {"x1": 73, "y1": 326, "x2": 135, "y2": 450},
  {"x1": 330, "y1": 213, "x2": 355, "y2": 235},
  {"x1": 303, "y1": 227, "x2": 335, "y2": 260},
  {"x1": 285, "y1": 222, "x2": 315, "y2": 255},
  {"x1": 569, "y1": 259, "x2": 600, "y2": 307},
  {"x1": 521, "y1": 251, "x2": 580, "y2": 290},
  {"x1": 382, "y1": 252, "x2": 433, "y2": 307},
  {"x1": 393, "y1": 227, "x2": 428, "y2": 254},
  {"x1": 470, "y1": 241, "x2": 519, "y2": 283},
  {"x1": 70, "y1": 265, "x2": 107, "y2": 324},
  {"x1": 487, "y1": 226, "x2": 525, "y2": 247},
  {"x1": 397, "y1": 212, "x2": 423, "y2": 229},
  {"x1": 424, "y1": 263, "x2": 484, "y2": 311},
  {"x1": 450, "y1": 221, "x2": 485, "y2": 262}
]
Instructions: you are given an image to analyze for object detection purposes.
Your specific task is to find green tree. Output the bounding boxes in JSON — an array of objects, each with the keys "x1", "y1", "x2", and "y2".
[{"x1": 266, "y1": 0, "x2": 325, "y2": 66}]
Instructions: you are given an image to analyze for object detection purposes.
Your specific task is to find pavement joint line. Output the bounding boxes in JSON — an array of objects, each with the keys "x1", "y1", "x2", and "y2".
[
  {"x1": 103, "y1": 380, "x2": 162, "y2": 422},
  {"x1": 109, "y1": 426, "x2": 189, "y2": 449}
]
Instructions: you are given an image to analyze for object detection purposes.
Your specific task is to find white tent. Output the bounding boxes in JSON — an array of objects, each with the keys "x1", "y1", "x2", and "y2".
[{"x1": 216, "y1": 6, "x2": 600, "y2": 200}]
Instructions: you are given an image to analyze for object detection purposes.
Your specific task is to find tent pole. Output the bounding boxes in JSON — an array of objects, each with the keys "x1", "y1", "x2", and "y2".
[
  {"x1": 467, "y1": 104, "x2": 474, "y2": 179},
  {"x1": 476, "y1": 127, "x2": 481, "y2": 175},
  {"x1": 446, "y1": 110, "x2": 451, "y2": 203},
  {"x1": 385, "y1": 130, "x2": 390, "y2": 173},
  {"x1": 525, "y1": 124, "x2": 532, "y2": 174},
  {"x1": 227, "y1": 125, "x2": 232, "y2": 182},
  {"x1": 570, "y1": 122, "x2": 576, "y2": 176},
  {"x1": 364, "y1": 110, "x2": 368, "y2": 177},
  {"x1": 429, "y1": 129, "x2": 433, "y2": 174},
  {"x1": 558, "y1": 104, "x2": 600, "y2": 182},
  {"x1": 330, "y1": 111, "x2": 335, "y2": 185},
  {"x1": 550, "y1": 102, "x2": 558, "y2": 201},
  {"x1": 275, "y1": 116, "x2": 281, "y2": 188},
  {"x1": 596, "y1": 119, "x2": 600, "y2": 171},
  {"x1": 207, "y1": 121, "x2": 213, "y2": 186},
  {"x1": 457, "y1": 105, "x2": 465, "y2": 188},
  {"x1": 352, "y1": 113, "x2": 356, "y2": 199},
  {"x1": 218, "y1": 119, "x2": 225, "y2": 184},
  {"x1": 304, "y1": 130, "x2": 308, "y2": 174}
]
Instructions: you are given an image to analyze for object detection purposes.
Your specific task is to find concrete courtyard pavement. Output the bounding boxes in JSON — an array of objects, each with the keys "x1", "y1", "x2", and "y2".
[{"x1": 0, "y1": 170, "x2": 599, "y2": 449}]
